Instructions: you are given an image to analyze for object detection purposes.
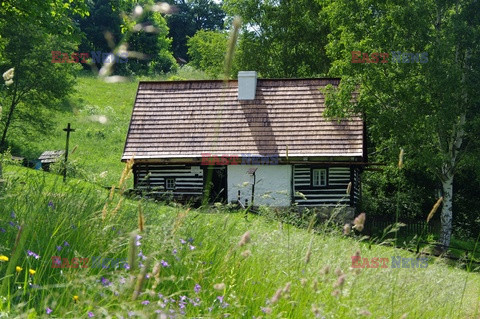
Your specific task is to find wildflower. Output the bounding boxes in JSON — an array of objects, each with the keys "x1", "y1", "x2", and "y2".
[
  {"x1": 189, "y1": 245, "x2": 195, "y2": 251},
  {"x1": 141, "y1": 300, "x2": 150, "y2": 305},
  {"x1": 194, "y1": 283, "x2": 201, "y2": 293},
  {"x1": 172, "y1": 249, "x2": 177, "y2": 255},
  {"x1": 333, "y1": 274, "x2": 346, "y2": 288},
  {"x1": 261, "y1": 307, "x2": 272, "y2": 314},
  {"x1": 241, "y1": 250, "x2": 251, "y2": 257},
  {"x1": 16, "y1": 266, "x2": 22, "y2": 272},
  {"x1": 46, "y1": 307, "x2": 53, "y2": 315},
  {"x1": 334, "y1": 267, "x2": 343, "y2": 277},
  {"x1": 2, "y1": 68, "x2": 14, "y2": 81},
  {"x1": 48, "y1": 201, "x2": 55, "y2": 209},
  {"x1": 29, "y1": 269, "x2": 36, "y2": 275},
  {"x1": 343, "y1": 224, "x2": 351, "y2": 235},
  {"x1": 217, "y1": 296, "x2": 224, "y2": 303},
  {"x1": 352, "y1": 213, "x2": 366, "y2": 232},
  {"x1": 88, "y1": 312, "x2": 94, "y2": 317},
  {"x1": 9, "y1": 221, "x2": 15, "y2": 227},
  {"x1": 101, "y1": 277, "x2": 111, "y2": 286},
  {"x1": 10, "y1": 211, "x2": 15, "y2": 219},
  {"x1": 180, "y1": 239, "x2": 186, "y2": 244},
  {"x1": 270, "y1": 288, "x2": 283, "y2": 304},
  {"x1": 27, "y1": 250, "x2": 40, "y2": 259},
  {"x1": 63, "y1": 241, "x2": 69, "y2": 247},
  {"x1": 73, "y1": 295, "x2": 79, "y2": 302},
  {"x1": 124, "y1": 263, "x2": 130, "y2": 270},
  {"x1": 321, "y1": 265, "x2": 330, "y2": 275},
  {"x1": 160, "y1": 260, "x2": 169, "y2": 267},
  {"x1": 213, "y1": 283, "x2": 225, "y2": 290},
  {"x1": 359, "y1": 309, "x2": 372, "y2": 316},
  {"x1": 0, "y1": 255, "x2": 8, "y2": 262},
  {"x1": 138, "y1": 251, "x2": 146, "y2": 261},
  {"x1": 56, "y1": 246, "x2": 62, "y2": 251},
  {"x1": 0, "y1": 228, "x2": 5, "y2": 233},
  {"x1": 238, "y1": 231, "x2": 251, "y2": 246}
]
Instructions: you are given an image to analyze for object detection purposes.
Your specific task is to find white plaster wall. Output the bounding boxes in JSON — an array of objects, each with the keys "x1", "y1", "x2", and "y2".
[{"x1": 227, "y1": 165, "x2": 292, "y2": 207}]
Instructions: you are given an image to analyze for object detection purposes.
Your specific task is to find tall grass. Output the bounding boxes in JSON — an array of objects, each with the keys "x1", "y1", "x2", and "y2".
[{"x1": 0, "y1": 165, "x2": 479, "y2": 318}]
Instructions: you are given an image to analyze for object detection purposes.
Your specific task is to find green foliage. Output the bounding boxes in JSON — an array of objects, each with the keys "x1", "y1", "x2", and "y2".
[
  {"x1": 117, "y1": 6, "x2": 178, "y2": 75},
  {"x1": 165, "y1": 0, "x2": 226, "y2": 60},
  {"x1": 223, "y1": 0, "x2": 330, "y2": 77},
  {"x1": 322, "y1": 0, "x2": 480, "y2": 247},
  {"x1": 187, "y1": 30, "x2": 228, "y2": 78}
]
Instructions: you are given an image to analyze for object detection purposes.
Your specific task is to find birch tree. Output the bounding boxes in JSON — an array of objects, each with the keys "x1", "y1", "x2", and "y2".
[{"x1": 323, "y1": 0, "x2": 480, "y2": 249}]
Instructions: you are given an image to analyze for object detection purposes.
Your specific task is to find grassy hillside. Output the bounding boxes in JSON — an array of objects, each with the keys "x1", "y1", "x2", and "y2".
[
  {"x1": 10, "y1": 67, "x2": 209, "y2": 187},
  {"x1": 0, "y1": 165, "x2": 479, "y2": 318}
]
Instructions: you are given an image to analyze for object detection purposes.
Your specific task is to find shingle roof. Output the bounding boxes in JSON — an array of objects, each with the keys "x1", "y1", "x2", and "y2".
[
  {"x1": 38, "y1": 150, "x2": 65, "y2": 163},
  {"x1": 122, "y1": 78, "x2": 363, "y2": 160}
]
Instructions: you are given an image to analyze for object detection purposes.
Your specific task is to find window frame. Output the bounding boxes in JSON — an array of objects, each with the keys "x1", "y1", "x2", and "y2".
[
  {"x1": 311, "y1": 168, "x2": 328, "y2": 187},
  {"x1": 165, "y1": 178, "x2": 176, "y2": 190}
]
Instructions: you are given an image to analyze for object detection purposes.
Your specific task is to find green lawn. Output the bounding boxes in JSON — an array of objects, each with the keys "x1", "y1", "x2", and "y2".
[{"x1": 0, "y1": 165, "x2": 479, "y2": 318}]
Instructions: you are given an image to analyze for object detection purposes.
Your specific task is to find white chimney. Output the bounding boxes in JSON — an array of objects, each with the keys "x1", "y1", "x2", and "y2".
[{"x1": 238, "y1": 71, "x2": 257, "y2": 100}]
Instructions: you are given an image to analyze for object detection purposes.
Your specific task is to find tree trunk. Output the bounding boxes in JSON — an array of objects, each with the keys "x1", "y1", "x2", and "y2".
[
  {"x1": 439, "y1": 173, "x2": 453, "y2": 249},
  {"x1": 0, "y1": 87, "x2": 18, "y2": 151}
]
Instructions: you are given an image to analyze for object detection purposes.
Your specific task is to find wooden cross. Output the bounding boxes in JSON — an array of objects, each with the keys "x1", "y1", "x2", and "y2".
[{"x1": 63, "y1": 123, "x2": 75, "y2": 182}]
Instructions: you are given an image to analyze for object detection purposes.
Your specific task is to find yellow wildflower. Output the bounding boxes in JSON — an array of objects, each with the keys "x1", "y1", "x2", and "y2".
[
  {"x1": 29, "y1": 269, "x2": 36, "y2": 275},
  {"x1": 73, "y1": 295, "x2": 79, "y2": 302},
  {"x1": 0, "y1": 255, "x2": 9, "y2": 262},
  {"x1": 16, "y1": 266, "x2": 22, "y2": 273}
]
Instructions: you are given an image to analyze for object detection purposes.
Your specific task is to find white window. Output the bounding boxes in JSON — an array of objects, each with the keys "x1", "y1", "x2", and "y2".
[
  {"x1": 312, "y1": 169, "x2": 327, "y2": 187},
  {"x1": 165, "y1": 178, "x2": 176, "y2": 190}
]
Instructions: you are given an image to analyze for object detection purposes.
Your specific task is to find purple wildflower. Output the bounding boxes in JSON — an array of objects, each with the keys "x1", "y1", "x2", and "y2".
[
  {"x1": 88, "y1": 312, "x2": 94, "y2": 317},
  {"x1": 128, "y1": 311, "x2": 135, "y2": 317},
  {"x1": 0, "y1": 228, "x2": 5, "y2": 233},
  {"x1": 9, "y1": 221, "x2": 15, "y2": 227},
  {"x1": 48, "y1": 201, "x2": 55, "y2": 209},
  {"x1": 138, "y1": 251, "x2": 146, "y2": 261},
  {"x1": 172, "y1": 249, "x2": 177, "y2": 255},
  {"x1": 135, "y1": 235, "x2": 142, "y2": 246},
  {"x1": 101, "y1": 277, "x2": 111, "y2": 286},
  {"x1": 63, "y1": 241, "x2": 69, "y2": 247},
  {"x1": 189, "y1": 245, "x2": 195, "y2": 251},
  {"x1": 27, "y1": 250, "x2": 40, "y2": 259},
  {"x1": 10, "y1": 211, "x2": 15, "y2": 219},
  {"x1": 119, "y1": 277, "x2": 126, "y2": 284},
  {"x1": 194, "y1": 284, "x2": 201, "y2": 293},
  {"x1": 56, "y1": 246, "x2": 62, "y2": 251},
  {"x1": 141, "y1": 300, "x2": 150, "y2": 305},
  {"x1": 217, "y1": 296, "x2": 224, "y2": 303},
  {"x1": 139, "y1": 262, "x2": 144, "y2": 268},
  {"x1": 180, "y1": 239, "x2": 186, "y2": 244},
  {"x1": 160, "y1": 260, "x2": 169, "y2": 267},
  {"x1": 123, "y1": 263, "x2": 130, "y2": 270},
  {"x1": 46, "y1": 307, "x2": 53, "y2": 314}
]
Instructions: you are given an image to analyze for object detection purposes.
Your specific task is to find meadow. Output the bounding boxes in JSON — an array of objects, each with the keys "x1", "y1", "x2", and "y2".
[{"x1": 0, "y1": 164, "x2": 479, "y2": 318}]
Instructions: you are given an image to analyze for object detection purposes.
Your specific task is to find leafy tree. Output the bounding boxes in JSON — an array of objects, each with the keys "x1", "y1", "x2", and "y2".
[
  {"x1": 165, "y1": 0, "x2": 226, "y2": 60},
  {"x1": 0, "y1": 0, "x2": 87, "y2": 151},
  {"x1": 187, "y1": 30, "x2": 228, "y2": 77},
  {"x1": 78, "y1": 0, "x2": 123, "y2": 67},
  {"x1": 323, "y1": 0, "x2": 480, "y2": 249},
  {"x1": 223, "y1": 0, "x2": 330, "y2": 78}
]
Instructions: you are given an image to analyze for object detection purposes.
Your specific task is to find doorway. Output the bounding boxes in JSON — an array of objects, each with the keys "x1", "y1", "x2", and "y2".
[{"x1": 203, "y1": 166, "x2": 227, "y2": 204}]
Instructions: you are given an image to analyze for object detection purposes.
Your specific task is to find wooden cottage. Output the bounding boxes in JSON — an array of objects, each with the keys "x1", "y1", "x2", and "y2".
[{"x1": 122, "y1": 72, "x2": 365, "y2": 210}]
